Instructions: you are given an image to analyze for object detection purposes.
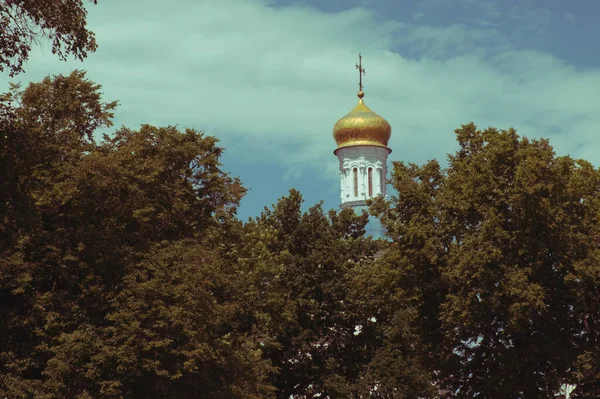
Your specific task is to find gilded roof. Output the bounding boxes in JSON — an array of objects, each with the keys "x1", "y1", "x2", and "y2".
[{"x1": 333, "y1": 91, "x2": 391, "y2": 150}]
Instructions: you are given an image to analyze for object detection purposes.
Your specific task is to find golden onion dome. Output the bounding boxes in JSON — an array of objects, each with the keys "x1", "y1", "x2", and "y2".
[{"x1": 333, "y1": 90, "x2": 391, "y2": 151}]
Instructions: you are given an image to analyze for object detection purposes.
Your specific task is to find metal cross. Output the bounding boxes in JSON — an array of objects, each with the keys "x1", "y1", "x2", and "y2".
[{"x1": 355, "y1": 53, "x2": 366, "y2": 92}]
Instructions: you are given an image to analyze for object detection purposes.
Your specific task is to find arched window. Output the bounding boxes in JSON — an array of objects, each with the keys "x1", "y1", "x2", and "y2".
[
  {"x1": 353, "y1": 168, "x2": 358, "y2": 197},
  {"x1": 368, "y1": 167, "x2": 373, "y2": 197}
]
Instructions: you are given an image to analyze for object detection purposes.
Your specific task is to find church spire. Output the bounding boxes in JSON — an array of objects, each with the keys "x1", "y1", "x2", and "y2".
[
  {"x1": 355, "y1": 52, "x2": 366, "y2": 96},
  {"x1": 332, "y1": 53, "x2": 392, "y2": 234},
  {"x1": 333, "y1": 53, "x2": 391, "y2": 151}
]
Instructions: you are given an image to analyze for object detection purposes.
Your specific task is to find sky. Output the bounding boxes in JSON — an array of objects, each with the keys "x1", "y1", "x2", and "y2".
[{"x1": 1, "y1": 0, "x2": 599, "y2": 221}]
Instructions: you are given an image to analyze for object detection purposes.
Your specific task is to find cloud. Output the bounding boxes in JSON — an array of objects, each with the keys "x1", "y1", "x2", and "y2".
[
  {"x1": 565, "y1": 12, "x2": 576, "y2": 23},
  {"x1": 417, "y1": 0, "x2": 553, "y2": 34},
  {"x1": 3, "y1": 0, "x2": 600, "y2": 200},
  {"x1": 505, "y1": 3, "x2": 552, "y2": 34},
  {"x1": 416, "y1": 0, "x2": 455, "y2": 9},
  {"x1": 463, "y1": 0, "x2": 502, "y2": 18},
  {"x1": 413, "y1": 11, "x2": 425, "y2": 21}
]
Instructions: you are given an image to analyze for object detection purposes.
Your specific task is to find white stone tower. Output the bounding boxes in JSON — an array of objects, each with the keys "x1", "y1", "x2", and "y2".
[{"x1": 332, "y1": 54, "x2": 391, "y2": 237}]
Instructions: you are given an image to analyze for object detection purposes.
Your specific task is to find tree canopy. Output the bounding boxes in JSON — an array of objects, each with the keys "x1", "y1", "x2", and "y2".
[
  {"x1": 0, "y1": 0, "x2": 98, "y2": 76},
  {"x1": 368, "y1": 123, "x2": 600, "y2": 398},
  {"x1": 1, "y1": 71, "x2": 599, "y2": 398},
  {"x1": 0, "y1": 71, "x2": 265, "y2": 398}
]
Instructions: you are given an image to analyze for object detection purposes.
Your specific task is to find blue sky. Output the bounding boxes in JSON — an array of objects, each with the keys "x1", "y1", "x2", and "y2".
[{"x1": 1, "y1": 0, "x2": 599, "y2": 221}]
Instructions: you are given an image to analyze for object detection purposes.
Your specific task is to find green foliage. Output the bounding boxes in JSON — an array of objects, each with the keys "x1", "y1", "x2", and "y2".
[
  {"x1": 245, "y1": 189, "x2": 393, "y2": 398},
  {"x1": 1, "y1": 70, "x2": 402, "y2": 399},
  {"x1": 1, "y1": 70, "x2": 117, "y2": 249},
  {"x1": 4, "y1": 71, "x2": 598, "y2": 398},
  {"x1": 0, "y1": 0, "x2": 98, "y2": 76},
  {"x1": 0, "y1": 71, "x2": 264, "y2": 398},
  {"x1": 368, "y1": 123, "x2": 600, "y2": 398}
]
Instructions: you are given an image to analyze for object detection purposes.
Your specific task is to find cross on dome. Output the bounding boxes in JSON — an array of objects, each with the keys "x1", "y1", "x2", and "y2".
[
  {"x1": 356, "y1": 53, "x2": 366, "y2": 93},
  {"x1": 332, "y1": 53, "x2": 391, "y2": 150},
  {"x1": 332, "y1": 53, "x2": 392, "y2": 239}
]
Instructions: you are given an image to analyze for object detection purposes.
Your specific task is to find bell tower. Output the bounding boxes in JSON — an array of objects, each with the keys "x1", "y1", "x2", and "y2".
[{"x1": 332, "y1": 54, "x2": 391, "y2": 236}]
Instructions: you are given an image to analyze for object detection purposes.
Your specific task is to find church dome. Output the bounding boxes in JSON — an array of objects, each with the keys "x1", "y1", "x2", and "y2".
[{"x1": 333, "y1": 91, "x2": 391, "y2": 150}]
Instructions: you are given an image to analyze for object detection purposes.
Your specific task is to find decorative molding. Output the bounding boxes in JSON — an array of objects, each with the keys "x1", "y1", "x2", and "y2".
[
  {"x1": 336, "y1": 145, "x2": 389, "y2": 207},
  {"x1": 340, "y1": 200, "x2": 368, "y2": 209}
]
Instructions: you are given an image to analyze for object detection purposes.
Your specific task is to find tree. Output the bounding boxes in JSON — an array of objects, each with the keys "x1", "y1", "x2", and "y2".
[
  {"x1": 0, "y1": 0, "x2": 98, "y2": 76},
  {"x1": 0, "y1": 70, "x2": 116, "y2": 263},
  {"x1": 368, "y1": 123, "x2": 600, "y2": 398},
  {"x1": 0, "y1": 72, "x2": 271, "y2": 398},
  {"x1": 241, "y1": 189, "x2": 426, "y2": 398}
]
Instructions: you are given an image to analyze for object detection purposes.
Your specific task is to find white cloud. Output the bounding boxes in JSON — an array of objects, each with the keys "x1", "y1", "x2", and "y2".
[{"x1": 3, "y1": 0, "x2": 600, "y2": 187}]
